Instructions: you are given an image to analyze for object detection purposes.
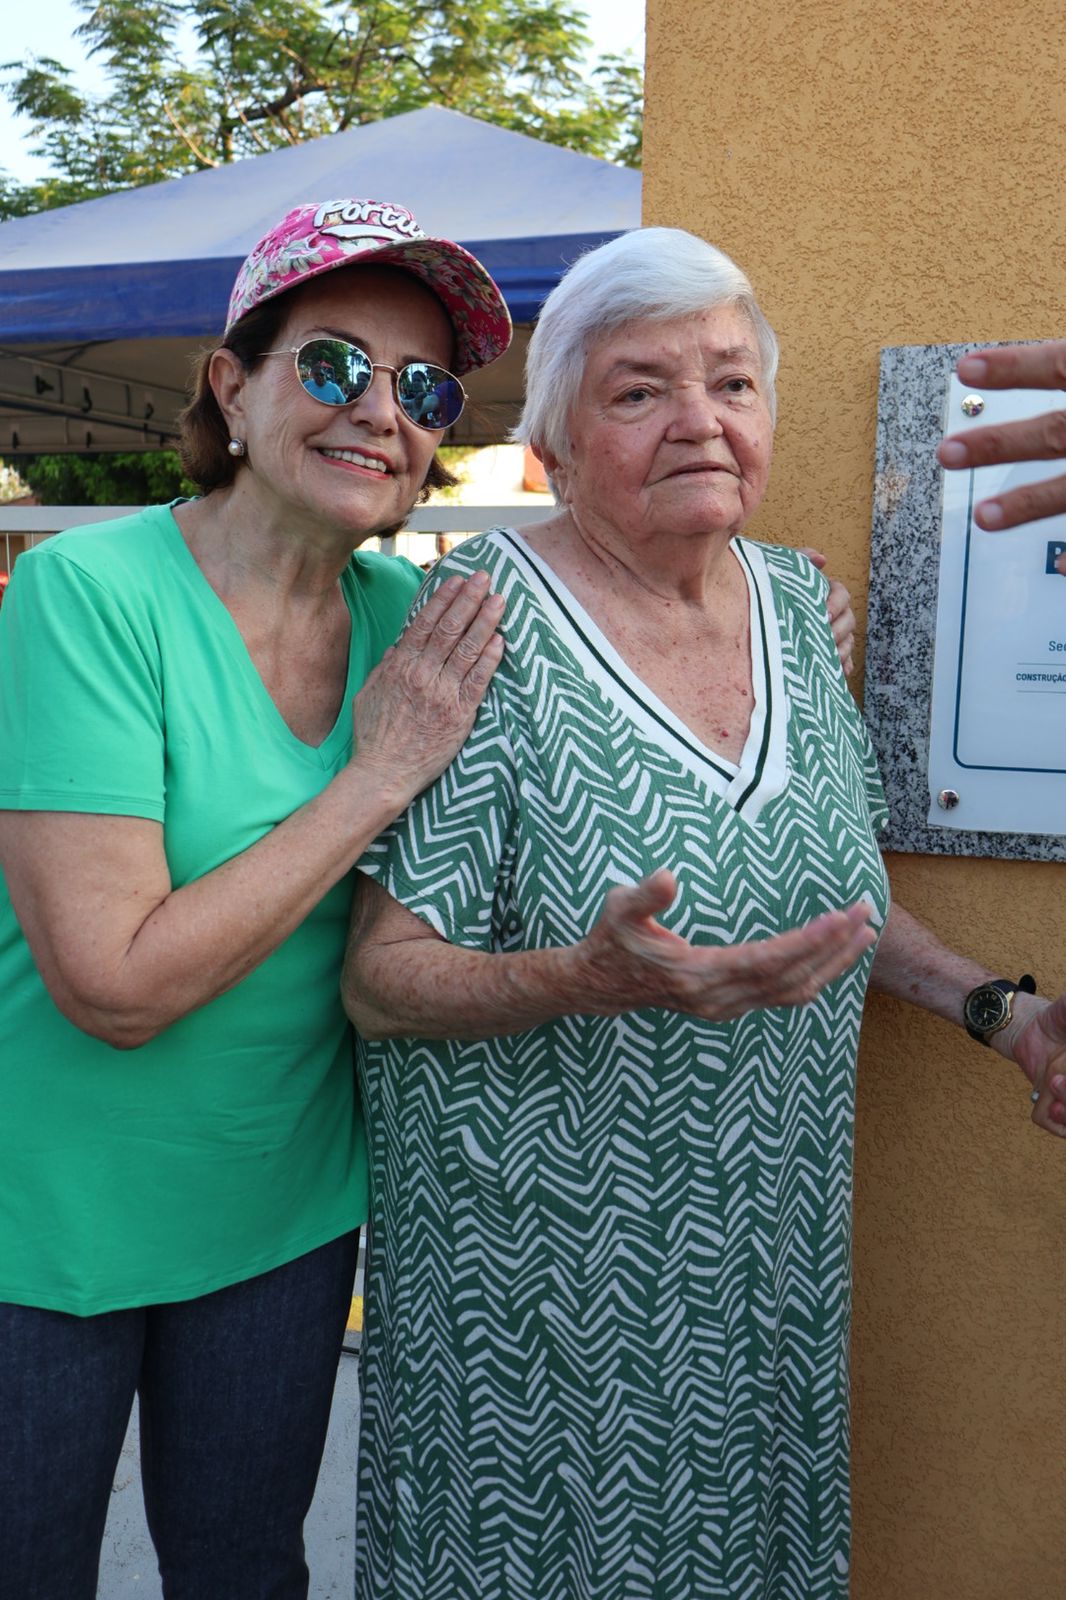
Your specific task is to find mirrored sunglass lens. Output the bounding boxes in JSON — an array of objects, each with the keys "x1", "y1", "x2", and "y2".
[
  {"x1": 297, "y1": 339, "x2": 371, "y2": 404},
  {"x1": 396, "y1": 363, "x2": 464, "y2": 428}
]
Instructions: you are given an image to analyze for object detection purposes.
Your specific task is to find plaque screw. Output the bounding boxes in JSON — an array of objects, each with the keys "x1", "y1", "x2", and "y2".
[
  {"x1": 961, "y1": 394, "x2": 985, "y2": 417},
  {"x1": 937, "y1": 788, "x2": 960, "y2": 810}
]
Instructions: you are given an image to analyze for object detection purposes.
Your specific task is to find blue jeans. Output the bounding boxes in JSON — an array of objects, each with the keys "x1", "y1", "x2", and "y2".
[{"x1": 0, "y1": 1229, "x2": 359, "y2": 1600}]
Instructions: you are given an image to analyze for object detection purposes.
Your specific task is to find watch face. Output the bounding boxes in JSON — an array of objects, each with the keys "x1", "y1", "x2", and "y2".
[{"x1": 966, "y1": 986, "x2": 1010, "y2": 1033}]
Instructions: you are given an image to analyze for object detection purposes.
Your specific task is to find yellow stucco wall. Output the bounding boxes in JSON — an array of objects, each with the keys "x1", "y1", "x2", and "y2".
[{"x1": 643, "y1": 4, "x2": 1065, "y2": 1596}]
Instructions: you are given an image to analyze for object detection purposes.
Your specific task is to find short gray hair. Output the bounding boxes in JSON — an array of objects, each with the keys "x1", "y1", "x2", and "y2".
[{"x1": 513, "y1": 227, "x2": 779, "y2": 465}]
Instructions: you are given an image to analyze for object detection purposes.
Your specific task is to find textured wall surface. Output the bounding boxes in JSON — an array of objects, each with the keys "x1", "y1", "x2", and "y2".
[{"x1": 643, "y1": 4, "x2": 1065, "y2": 1597}]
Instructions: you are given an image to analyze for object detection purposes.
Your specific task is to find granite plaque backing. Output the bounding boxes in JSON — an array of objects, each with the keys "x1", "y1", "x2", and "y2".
[{"x1": 864, "y1": 342, "x2": 1066, "y2": 861}]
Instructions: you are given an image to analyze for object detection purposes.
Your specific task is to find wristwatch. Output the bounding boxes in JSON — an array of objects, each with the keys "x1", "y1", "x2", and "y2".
[{"x1": 963, "y1": 974, "x2": 1037, "y2": 1045}]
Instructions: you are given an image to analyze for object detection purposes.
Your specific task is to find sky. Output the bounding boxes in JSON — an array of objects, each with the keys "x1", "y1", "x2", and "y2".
[{"x1": 0, "y1": 0, "x2": 646, "y2": 184}]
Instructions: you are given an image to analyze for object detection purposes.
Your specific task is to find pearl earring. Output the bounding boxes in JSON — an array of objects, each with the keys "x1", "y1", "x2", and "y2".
[{"x1": 227, "y1": 438, "x2": 246, "y2": 458}]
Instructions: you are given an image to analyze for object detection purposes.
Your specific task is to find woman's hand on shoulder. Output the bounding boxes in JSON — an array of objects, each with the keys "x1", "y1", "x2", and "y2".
[
  {"x1": 573, "y1": 868, "x2": 877, "y2": 1021},
  {"x1": 801, "y1": 547, "x2": 856, "y2": 676},
  {"x1": 351, "y1": 569, "x2": 504, "y2": 807}
]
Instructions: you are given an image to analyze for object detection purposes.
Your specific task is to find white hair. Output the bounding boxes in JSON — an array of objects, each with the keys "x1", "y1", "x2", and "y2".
[{"x1": 513, "y1": 227, "x2": 779, "y2": 465}]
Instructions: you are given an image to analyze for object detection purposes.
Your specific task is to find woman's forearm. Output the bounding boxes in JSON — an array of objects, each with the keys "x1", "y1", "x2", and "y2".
[
  {"x1": 868, "y1": 902, "x2": 1043, "y2": 1060},
  {"x1": 344, "y1": 924, "x2": 592, "y2": 1041},
  {"x1": 110, "y1": 762, "x2": 410, "y2": 1040},
  {"x1": 2, "y1": 759, "x2": 408, "y2": 1049},
  {"x1": 345, "y1": 874, "x2": 881, "y2": 1041},
  {"x1": 364, "y1": 901, "x2": 1031, "y2": 1049},
  {"x1": 869, "y1": 903, "x2": 992, "y2": 1021}
]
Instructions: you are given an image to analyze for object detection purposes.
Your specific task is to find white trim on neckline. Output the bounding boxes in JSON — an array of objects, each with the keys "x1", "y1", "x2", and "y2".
[{"x1": 489, "y1": 529, "x2": 789, "y2": 822}]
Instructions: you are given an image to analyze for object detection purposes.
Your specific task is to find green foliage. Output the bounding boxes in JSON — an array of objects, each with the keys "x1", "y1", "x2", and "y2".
[
  {"x1": 0, "y1": 0, "x2": 642, "y2": 217},
  {"x1": 14, "y1": 451, "x2": 196, "y2": 506},
  {"x1": 12, "y1": 446, "x2": 482, "y2": 507}
]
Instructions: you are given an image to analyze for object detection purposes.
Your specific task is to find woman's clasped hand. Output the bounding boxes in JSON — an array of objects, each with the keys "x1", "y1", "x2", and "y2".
[{"x1": 574, "y1": 868, "x2": 877, "y2": 1019}]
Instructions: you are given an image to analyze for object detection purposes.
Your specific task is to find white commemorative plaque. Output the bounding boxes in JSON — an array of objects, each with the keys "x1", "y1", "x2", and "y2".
[{"x1": 928, "y1": 375, "x2": 1066, "y2": 832}]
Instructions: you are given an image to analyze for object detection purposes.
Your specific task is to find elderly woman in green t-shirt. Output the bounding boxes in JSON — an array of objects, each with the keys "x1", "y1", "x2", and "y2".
[{"x1": 0, "y1": 199, "x2": 513, "y2": 1600}]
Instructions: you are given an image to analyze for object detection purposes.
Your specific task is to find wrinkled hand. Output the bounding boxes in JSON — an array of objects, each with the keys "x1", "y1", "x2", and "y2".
[
  {"x1": 575, "y1": 868, "x2": 877, "y2": 1021},
  {"x1": 352, "y1": 570, "x2": 504, "y2": 802},
  {"x1": 1003, "y1": 992, "x2": 1066, "y2": 1138},
  {"x1": 801, "y1": 547, "x2": 856, "y2": 675},
  {"x1": 937, "y1": 342, "x2": 1066, "y2": 535}
]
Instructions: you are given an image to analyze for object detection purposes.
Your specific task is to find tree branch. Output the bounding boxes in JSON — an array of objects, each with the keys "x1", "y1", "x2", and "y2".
[
  {"x1": 161, "y1": 99, "x2": 219, "y2": 167},
  {"x1": 239, "y1": 76, "x2": 325, "y2": 124},
  {"x1": 232, "y1": 99, "x2": 273, "y2": 152}
]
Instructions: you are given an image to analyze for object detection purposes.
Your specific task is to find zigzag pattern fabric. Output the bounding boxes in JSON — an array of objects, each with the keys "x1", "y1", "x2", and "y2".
[{"x1": 356, "y1": 531, "x2": 890, "y2": 1600}]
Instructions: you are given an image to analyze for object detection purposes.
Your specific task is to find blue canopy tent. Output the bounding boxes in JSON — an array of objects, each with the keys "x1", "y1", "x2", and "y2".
[{"x1": 0, "y1": 106, "x2": 640, "y2": 450}]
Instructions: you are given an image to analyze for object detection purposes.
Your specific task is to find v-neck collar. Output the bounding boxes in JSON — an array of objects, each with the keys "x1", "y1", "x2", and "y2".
[
  {"x1": 492, "y1": 527, "x2": 789, "y2": 822},
  {"x1": 160, "y1": 502, "x2": 359, "y2": 770}
]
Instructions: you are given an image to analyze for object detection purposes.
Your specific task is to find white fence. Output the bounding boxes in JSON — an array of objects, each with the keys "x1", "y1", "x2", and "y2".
[{"x1": 0, "y1": 502, "x2": 548, "y2": 574}]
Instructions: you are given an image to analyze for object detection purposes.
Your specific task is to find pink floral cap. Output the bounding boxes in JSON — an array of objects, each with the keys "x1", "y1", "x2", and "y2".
[{"x1": 225, "y1": 199, "x2": 512, "y2": 376}]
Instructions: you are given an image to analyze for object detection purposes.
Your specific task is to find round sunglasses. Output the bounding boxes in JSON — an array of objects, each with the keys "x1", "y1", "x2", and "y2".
[{"x1": 262, "y1": 337, "x2": 466, "y2": 431}]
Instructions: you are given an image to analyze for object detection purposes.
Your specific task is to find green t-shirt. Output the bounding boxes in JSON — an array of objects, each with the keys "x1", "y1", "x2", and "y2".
[{"x1": 0, "y1": 502, "x2": 421, "y2": 1315}]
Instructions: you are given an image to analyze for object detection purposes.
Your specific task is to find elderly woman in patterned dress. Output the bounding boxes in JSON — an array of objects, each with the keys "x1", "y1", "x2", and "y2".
[{"x1": 343, "y1": 227, "x2": 1066, "y2": 1600}]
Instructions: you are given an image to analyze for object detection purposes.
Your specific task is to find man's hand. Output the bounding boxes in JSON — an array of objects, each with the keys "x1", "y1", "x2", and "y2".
[{"x1": 938, "y1": 342, "x2": 1066, "y2": 537}]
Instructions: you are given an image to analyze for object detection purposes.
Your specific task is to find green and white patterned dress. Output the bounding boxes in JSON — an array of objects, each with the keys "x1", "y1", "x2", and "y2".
[{"x1": 356, "y1": 530, "x2": 889, "y2": 1600}]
